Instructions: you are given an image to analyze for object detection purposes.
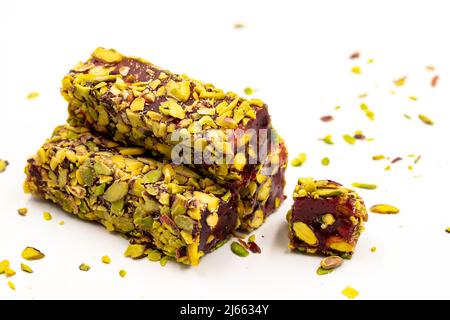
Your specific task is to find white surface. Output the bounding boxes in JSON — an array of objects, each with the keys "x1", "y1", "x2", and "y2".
[{"x1": 1, "y1": 0, "x2": 449, "y2": 300}]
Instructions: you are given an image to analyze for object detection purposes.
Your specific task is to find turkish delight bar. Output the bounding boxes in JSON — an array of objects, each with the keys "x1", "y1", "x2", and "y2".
[
  {"x1": 287, "y1": 178, "x2": 368, "y2": 258},
  {"x1": 238, "y1": 136, "x2": 287, "y2": 232},
  {"x1": 24, "y1": 125, "x2": 240, "y2": 266},
  {"x1": 62, "y1": 48, "x2": 272, "y2": 188}
]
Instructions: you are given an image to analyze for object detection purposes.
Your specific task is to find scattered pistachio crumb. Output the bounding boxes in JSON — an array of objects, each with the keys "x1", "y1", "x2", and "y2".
[
  {"x1": 124, "y1": 244, "x2": 146, "y2": 259},
  {"x1": 409, "y1": 96, "x2": 418, "y2": 101},
  {"x1": 160, "y1": 256, "x2": 170, "y2": 267},
  {"x1": 43, "y1": 211, "x2": 52, "y2": 221},
  {"x1": 385, "y1": 165, "x2": 391, "y2": 171},
  {"x1": 342, "y1": 286, "x2": 359, "y2": 299},
  {"x1": 5, "y1": 267, "x2": 16, "y2": 277},
  {"x1": 343, "y1": 134, "x2": 356, "y2": 145},
  {"x1": 335, "y1": 106, "x2": 341, "y2": 110},
  {"x1": 7, "y1": 281, "x2": 16, "y2": 291},
  {"x1": 445, "y1": 227, "x2": 450, "y2": 234},
  {"x1": 231, "y1": 241, "x2": 249, "y2": 257},
  {"x1": 17, "y1": 208, "x2": 28, "y2": 216},
  {"x1": 360, "y1": 103, "x2": 375, "y2": 120},
  {"x1": 367, "y1": 58, "x2": 374, "y2": 64},
  {"x1": 408, "y1": 165, "x2": 414, "y2": 171},
  {"x1": 371, "y1": 246, "x2": 377, "y2": 253},
  {"x1": 390, "y1": 90, "x2": 397, "y2": 95},
  {"x1": 147, "y1": 249, "x2": 162, "y2": 262},
  {"x1": 393, "y1": 77, "x2": 407, "y2": 87},
  {"x1": 119, "y1": 269, "x2": 127, "y2": 278},
  {"x1": 0, "y1": 260, "x2": 9, "y2": 274},
  {"x1": 316, "y1": 267, "x2": 333, "y2": 276},
  {"x1": 79, "y1": 263, "x2": 90, "y2": 271},
  {"x1": 291, "y1": 153, "x2": 307, "y2": 167},
  {"x1": 243, "y1": 87, "x2": 254, "y2": 95},
  {"x1": 358, "y1": 93, "x2": 368, "y2": 99},
  {"x1": 0, "y1": 159, "x2": 9, "y2": 172},
  {"x1": 21, "y1": 247, "x2": 45, "y2": 260},
  {"x1": 418, "y1": 114, "x2": 434, "y2": 125},
  {"x1": 351, "y1": 66, "x2": 361, "y2": 74},
  {"x1": 248, "y1": 235, "x2": 256, "y2": 243},
  {"x1": 101, "y1": 256, "x2": 111, "y2": 264},
  {"x1": 351, "y1": 182, "x2": 377, "y2": 190},
  {"x1": 20, "y1": 263, "x2": 33, "y2": 273},
  {"x1": 372, "y1": 155, "x2": 385, "y2": 161},
  {"x1": 233, "y1": 23, "x2": 245, "y2": 29},
  {"x1": 370, "y1": 204, "x2": 400, "y2": 214},
  {"x1": 58, "y1": 220, "x2": 65, "y2": 225},
  {"x1": 321, "y1": 157, "x2": 330, "y2": 166},
  {"x1": 321, "y1": 135, "x2": 334, "y2": 145},
  {"x1": 404, "y1": 114, "x2": 412, "y2": 120},
  {"x1": 26, "y1": 92, "x2": 40, "y2": 100}
]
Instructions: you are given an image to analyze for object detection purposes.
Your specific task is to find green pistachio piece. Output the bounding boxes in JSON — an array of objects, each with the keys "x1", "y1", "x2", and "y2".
[
  {"x1": 159, "y1": 99, "x2": 185, "y2": 119},
  {"x1": 91, "y1": 47, "x2": 123, "y2": 63},
  {"x1": 142, "y1": 169, "x2": 162, "y2": 184},
  {"x1": 103, "y1": 181, "x2": 128, "y2": 202},
  {"x1": 166, "y1": 80, "x2": 191, "y2": 102},
  {"x1": 124, "y1": 244, "x2": 146, "y2": 259},
  {"x1": 77, "y1": 166, "x2": 94, "y2": 186},
  {"x1": 93, "y1": 162, "x2": 112, "y2": 175},
  {"x1": 174, "y1": 215, "x2": 194, "y2": 232},
  {"x1": 130, "y1": 97, "x2": 146, "y2": 111},
  {"x1": 79, "y1": 263, "x2": 91, "y2": 271},
  {"x1": 315, "y1": 188, "x2": 343, "y2": 197},
  {"x1": 230, "y1": 241, "x2": 249, "y2": 257}
]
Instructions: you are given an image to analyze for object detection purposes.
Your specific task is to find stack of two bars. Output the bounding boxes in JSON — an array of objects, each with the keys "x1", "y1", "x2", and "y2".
[{"x1": 24, "y1": 48, "x2": 288, "y2": 266}]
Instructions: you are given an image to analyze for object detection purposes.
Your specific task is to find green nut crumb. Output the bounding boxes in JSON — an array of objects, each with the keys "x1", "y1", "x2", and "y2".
[
  {"x1": 43, "y1": 211, "x2": 52, "y2": 221},
  {"x1": 409, "y1": 96, "x2": 418, "y2": 101},
  {"x1": 0, "y1": 159, "x2": 9, "y2": 172},
  {"x1": 351, "y1": 182, "x2": 377, "y2": 190},
  {"x1": 18, "y1": 208, "x2": 28, "y2": 216},
  {"x1": 58, "y1": 220, "x2": 65, "y2": 225},
  {"x1": 230, "y1": 241, "x2": 249, "y2": 257},
  {"x1": 27, "y1": 92, "x2": 40, "y2": 100},
  {"x1": 0, "y1": 260, "x2": 10, "y2": 274},
  {"x1": 316, "y1": 267, "x2": 334, "y2": 276},
  {"x1": 370, "y1": 204, "x2": 399, "y2": 214},
  {"x1": 160, "y1": 255, "x2": 170, "y2": 267},
  {"x1": 101, "y1": 256, "x2": 111, "y2": 264},
  {"x1": 20, "y1": 263, "x2": 33, "y2": 273},
  {"x1": 351, "y1": 66, "x2": 361, "y2": 74},
  {"x1": 445, "y1": 227, "x2": 450, "y2": 234},
  {"x1": 321, "y1": 135, "x2": 334, "y2": 145},
  {"x1": 8, "y1": 281, "x2": 16, "y2": 291},
  {"x1": 124, "y1": 244, "x2": 146, "y2": 259},
  {"x1": 147, "y1": 249, "x2": 162, "y2": 262},
  {"x1": 119, "y1": 269, "x2": 127, "y2": 278},
  {"x1": 291, "y1": 153, "x2": 307, "y2": 167},
  {"x1": 418, "y1": 114, "x2": 434, "y2": 125},
  {"x1": 21, "y1": 247, "x2": 45, "y2": 260},
  {"x1": 342, "y1": 286, "x2": 359, "y2": 299},
  {"x1": 243, "y1": 87, "x2": 254, "y2": 95},
  {"x1": 371, "y1": 246, "x2": 377, "y2": 252},
  {"x1": 248, "y1": 235, "x2": 256, "y2": 243},
  {"x1": 79, "y1": 263, "x2": 90, "y2": 272},
  {"x1": 321, "y1": 157, "x2": 330, "y2": 166},
  {"x1": 343, "y1": 134, "x2": 356, "y2": 145}
]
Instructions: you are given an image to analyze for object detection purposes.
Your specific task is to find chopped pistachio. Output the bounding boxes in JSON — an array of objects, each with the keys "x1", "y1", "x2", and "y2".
[
  {"x1": 367, "y1": 58, "x2": 374, "y2": 64},
  {"x1": 243, "y1": 87, "x2": 254, "y2": 95},
  {"x1": 321, "y1": 135, "x2": 334, "y2": 145},
  {"x1": 321, "y1": 157, "x2": 330, "y2": 166},
  {"x1": 342, "y1": 286, "x2": 359, "y2": 299},
  {"x1": 320, "y1": 256, "x2": 344, "y2": 270},
  {"x1": 142, "y1": 169, "x2": 162, "y2": 184},
  {"x1": 370, "y1": 204, "x2": 400, "y2": 214},
  {"x1": 0, "y1": 159, "x2": 8, "y2": 172},
  {"x1": 351, "y1": 66, "x2": 361, "y2": 74},
  {"x1": 159, "y1": 99, "x2": 185, "y2": 119},
  {"x1": 174, "y1": 215, "x2": 194, "y2": 232},
  {"x1": 404, "y1": 114, "x2": 412, "y2": 120},
  {"x1": 343, "y1": 134, "x2": 356, "y2": 145},
  {"x1": 147, "y1": 249, "x2": 162, "y2": 262},
  {"x1": 119, "y1": 269, "x2": 127, "y2": 278},
  {"x1": 409, "y1": 96, "x2": 418, "y2": 101},
  {"x1": 130, "y1": 97, "x2": 145, "y2": 111},
  {"x1": 248, "y1": 234, "x2": 256, "y2": 243},
  {"x1": 393, "y1": 77, "x2": 407, "y2": 87},
  {"x1": 92, "y1": 47, "x2": 123, "y2": 63},
  {"x1": 0, "y1": 260, "x2": 10, "y2": 274},
  {"x1": 7, "y1": 281, "x2": 16, "y2": 291},
  {"x1": 291, "y1": 153, "x2": 307, "y2": 167},
  {"x1": 17, "y1": 208, "x2": 28, "y2": 216},
  {"x1": 5, "y1": 267, "x2": 16, "y2": 277},
  {"x1": 385, "y1": 165, "x2": 391, "y2": 171},
  {"x1": 58, "y1": 220, "x2": 65, "y2": 225},
  {"x1": 124, "y1": 244, "x2": 146, "y2": 259},
  {"x1": 166, "y1": 80, "x2": 191, "y2": 102},
  {"x1": 372, "y1": 155, "x2": 385, "y2": 160},
  {"x1": 445, "y1": 227, "x2": 450, "y2": 234},
  {"x1": 21, "y1": 247, "x2": 45, "y2": 260},
  {"x1": 20, "y1": 263, "x2": 33, "y2": 273},
  {"x1": 293, "y1": 222, "x2": 318, "y2": 246},
  {"x1": 79, "y1": 263, "x2": 91, "y2": 271},
  {"x1": 103, "y1": 181, "x2": 128, "y2": 202},
  {"x1": 351, "y1": 182, "x2": 377, "y2": 190},
  {"x1": 418, "y1": 114, "x2": 434, "y2": 125},
  {"x1": 371, "y1": 246, "x2": 377, "y2": 252},
  {"x1": 360, "y1": 103, "x2": 374, "y2": 120},
  {"x1": 316, "y1": 267, "x2": 333, "y2": 276},
  {"x1": 233, "y1": 23, "x2": 245, "y2": 29},
  {"x1": 230, "y1": 241, "x2": 249, "y2": 257},
  {"x1": 27, "y1": 92, "x2": 40, "y2": 99},
  {"x1": 160, "y1": 256, "x2": 170, "y2": 267},
  {"x1": 101, "y1": 256, "x2": 111, "y2": 264},
  {"x1": 43, "y1": 211, "x2": 52, "y2": 221}
]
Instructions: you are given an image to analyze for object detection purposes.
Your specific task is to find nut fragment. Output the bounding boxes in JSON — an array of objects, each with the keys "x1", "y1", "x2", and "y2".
[
  {"x1": 342, "y1": 286, "x2": 359, "y2": 299},
  {"x1": 320, "y1": 256, "x2": 344, "y2": 270},
  {"x1": 119, "y1": 269, "x2": 127, "y2": 278},
  {"x1": 291, "y1": 153, "x2": 307, "y2": 167},
  {"x1": 20, "y1": 263, "x2": 33, "y2": 273},
  {"x1": 79, "y1": 263, "x2": 91, "y2": 271},
  {"x1": 0, "y1": 260, "x2": 10, "y2": 274},
  {"x1": 101, "y1": 256, "x2": 111, "y2": 264},
  {"x1": 370, "y1": 204, "x2": 400, "y2": 214},
  {"x1": 445, "y1": 227, "x2": 450, "y2": 234},
  {"x1": 418, "y1": 114, "x2": 434, "y2": 125},
  {"x1": 321, "y1": 157, "x2": 330, "y2": 166},
  {"x1": 21, "y1": 247, "x2": 45, "y2": 260},
  {"x1": 7, "y1": 281, "x2": 16, "y2": 291},
  {"x1": 315, "y1": 188, "x2": 343, "y2": 198},
  {"x1": 0, "y1": 159, "x2": 8, "y2": 172},
  {"x1": 17, "y1": 208, "x2": 28, "y2": 216},
  {"x1": 103, "y1": 181, "x2": 128, "y2": 202},
  {"x1": 27, "y1": 92, "x2": 40, "y2": 100},
  {"x1": 351, "y1": 182, "x2": 377, "y2": 190},
  {"x1": 231, "y1": 241, "x2": 250, "y2": 257},
  {"x1": 321, "y1": 135, "x2": 334, "y2": 145},
  {"x1": 43, "y1": 211, "x2": 52, "y2": 221},
  {"x1": 124, "y1": 244, "x2": 146, "y2": 259},
  {"x1": 293, "y1": 222, "x2": 318, "y2": 246},
  {"x1": 92, "y1": 47, "x2": 123, "y2": 63},
  {"x1": 174, "y1": 215, "x2": 194, "y2": 232},
  {"x1": 316, "y1": 267, "x2": 333, "y2": 276},
  {"x1": 343, "y1": 134, "x2": 356, "y2": 145}
]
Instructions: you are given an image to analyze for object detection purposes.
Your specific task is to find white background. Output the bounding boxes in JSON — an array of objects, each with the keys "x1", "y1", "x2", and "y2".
[{"x1": 1, "y1": 0, "x2": 449, "y2": 299}]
